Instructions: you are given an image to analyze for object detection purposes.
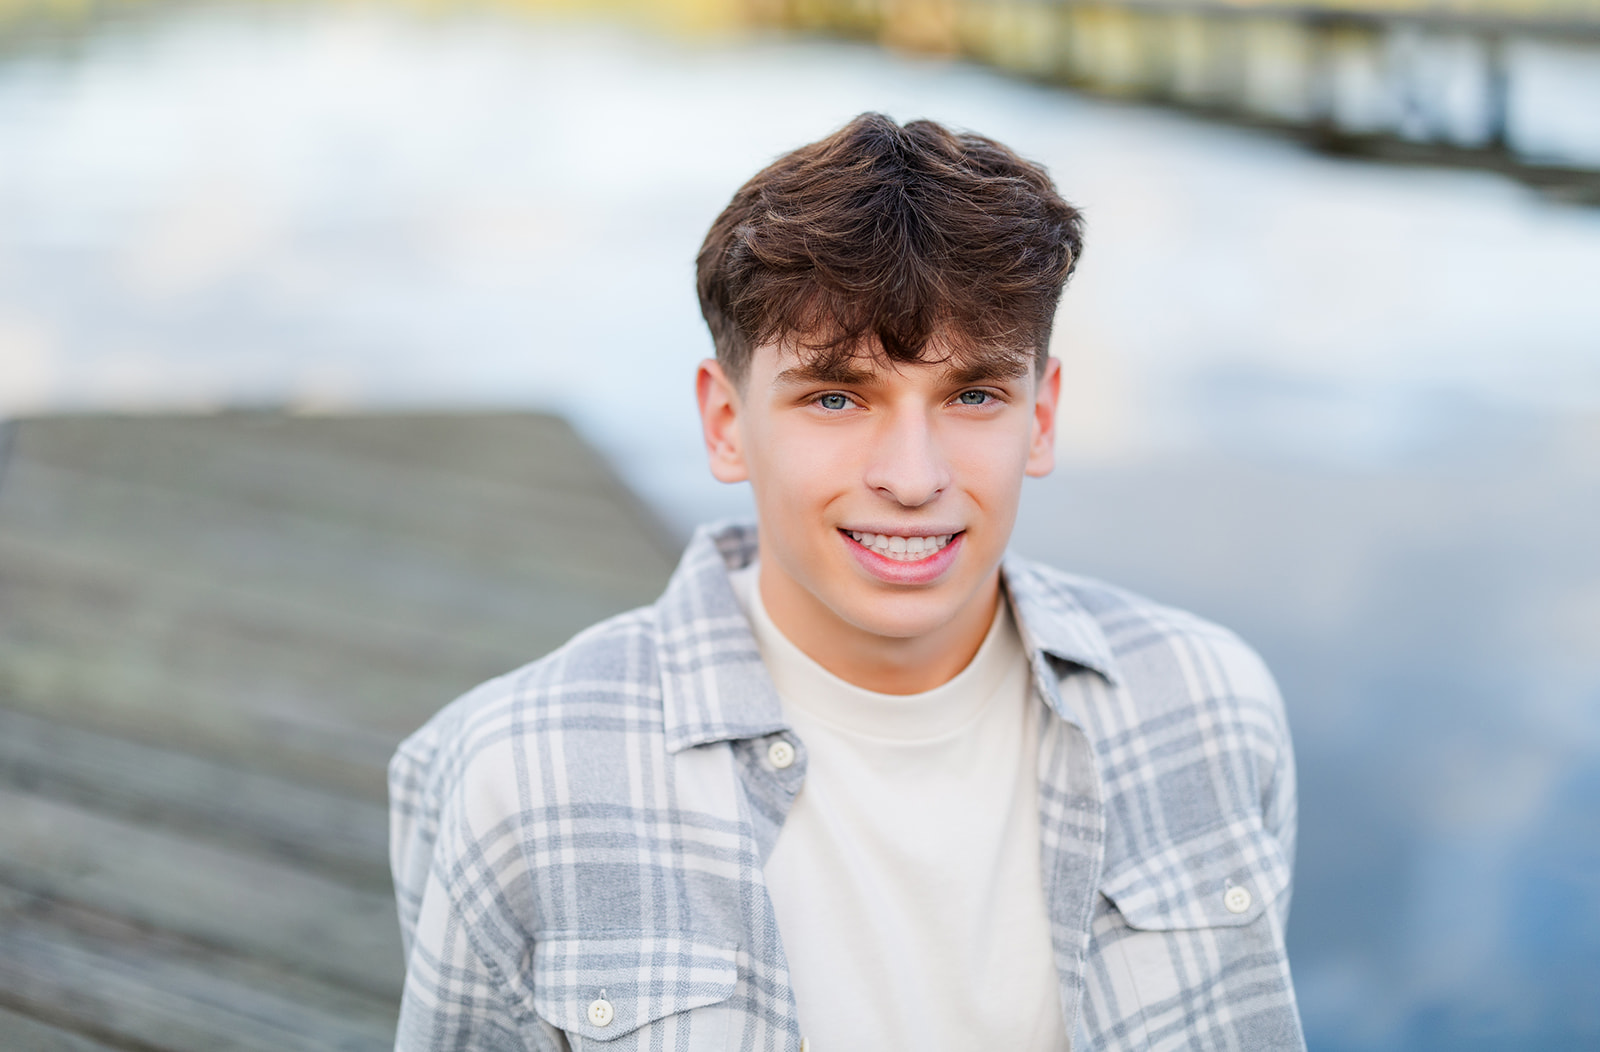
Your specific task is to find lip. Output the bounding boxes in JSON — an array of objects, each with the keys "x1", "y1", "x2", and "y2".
[
  {"x1": 840, "y1": 523, "x2": 965, "y2": 538},
  {"x1": 839, "y1": 528, "x2": 964, "y2": 585}
]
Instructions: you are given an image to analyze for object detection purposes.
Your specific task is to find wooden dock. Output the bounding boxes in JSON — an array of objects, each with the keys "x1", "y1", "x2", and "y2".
[{"x1": 0, "y1": 412, "x2": 680, "y2": 1050}]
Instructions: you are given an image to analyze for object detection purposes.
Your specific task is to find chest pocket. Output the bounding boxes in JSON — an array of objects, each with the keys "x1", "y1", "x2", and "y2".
[
  {"x1": 1100, "y1": 819, "x2": 1291, "y2": 931},
  {"x1": 1087, "y1": 821, "x2": 1302, "y2": 1049},
  {"x1": 530, "y1": 931, "x2": 740, "y2": 1051}
]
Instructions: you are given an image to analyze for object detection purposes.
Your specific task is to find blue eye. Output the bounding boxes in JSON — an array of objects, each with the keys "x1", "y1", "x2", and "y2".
[
  {"x1": 957, "y1": 390, "x2": 991, "y2": 406},
  {"x1": 817, "y1": 393, "x2": 851, "y2": 411}
]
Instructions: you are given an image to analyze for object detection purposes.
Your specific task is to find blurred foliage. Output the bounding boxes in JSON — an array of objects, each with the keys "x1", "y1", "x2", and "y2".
[
  {"x1": 4, "y1": 0, "x2": 1596, "y2": 44},
  {"x1": 0, "y1": 0, "x2": 750, "y2": 42}
]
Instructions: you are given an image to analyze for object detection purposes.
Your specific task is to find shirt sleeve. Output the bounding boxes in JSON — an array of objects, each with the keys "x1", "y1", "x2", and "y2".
[
  {"x1": 389, "y1": 704, "x2": 559, "y2": 1052},
  {"x1": 393, "y1": 865, "x2": 543, "y2": 1052},
  {"x1": 390, "y1": 725, "x2": 441, "y2": 962},
  {"x1": 1256, "y1": 659, "x2": 1299, "y2": 933}
]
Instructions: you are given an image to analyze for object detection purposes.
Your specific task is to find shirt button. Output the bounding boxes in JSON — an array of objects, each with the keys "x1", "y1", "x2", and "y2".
[
  {"x1": 1224, "y1": 885, "x2": 1253, "y2": 914},
  {"x1": 768, "y1": 739, "x2": 796, "y2": 770},
  {"x1": 587, "y1": 998, "x2": 614, "y2": 1027}
]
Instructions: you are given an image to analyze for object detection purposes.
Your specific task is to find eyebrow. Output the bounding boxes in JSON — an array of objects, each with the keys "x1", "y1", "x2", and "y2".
[
  {"x1": 772, "y1": 356, "x2": 1032, "y2": 389},
  {"x1": 938, "y1": 359, "x2": 1032, "y2": 385},
  {"x1": 772, "y1": 360, "x2": 878, "y2": 387}
]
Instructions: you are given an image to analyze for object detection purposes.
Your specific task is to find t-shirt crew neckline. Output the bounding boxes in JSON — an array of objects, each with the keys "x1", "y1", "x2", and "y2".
[{"x1": 729, "y1": 559, "x2": 1020, "y2": 743}]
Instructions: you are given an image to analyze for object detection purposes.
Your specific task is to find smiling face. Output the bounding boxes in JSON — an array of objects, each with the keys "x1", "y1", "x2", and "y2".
[{"x1": 697, "y1": 339, "x2": 1061, "y2": 692}]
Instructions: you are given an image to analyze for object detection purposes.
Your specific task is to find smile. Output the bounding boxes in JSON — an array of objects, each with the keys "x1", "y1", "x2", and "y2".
[{"x1": 843, "y1": 530, "x2": 958, "y2": 562}]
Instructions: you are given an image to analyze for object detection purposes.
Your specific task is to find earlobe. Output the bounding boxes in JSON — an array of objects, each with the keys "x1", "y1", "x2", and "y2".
[
  {"x1": 696, "y1": 359, "x2": 749, "y2": 484},
  {"x1": 1024, "y1": 357, "x2": 1062, "y2": 478}
]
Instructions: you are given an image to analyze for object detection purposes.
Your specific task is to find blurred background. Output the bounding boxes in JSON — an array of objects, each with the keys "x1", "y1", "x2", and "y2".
[{"x1": 0, "y1": 0, "x2": 1597, "y2": 1049}]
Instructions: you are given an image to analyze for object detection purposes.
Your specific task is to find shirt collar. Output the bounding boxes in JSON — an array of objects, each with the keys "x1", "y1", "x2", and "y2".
[
  {"x1": 1000, "y1": 553, "x2": 1122, "y2": 725},
  {"x1": 655, "y1": 521, "x2": 1120, "y2": 751},
  {"x1": 1000, "y1": 555, "x2": 1121, "y2": 684},
  {"x1": 655, "y1": 522, "x2": 788, "y2": 753}
]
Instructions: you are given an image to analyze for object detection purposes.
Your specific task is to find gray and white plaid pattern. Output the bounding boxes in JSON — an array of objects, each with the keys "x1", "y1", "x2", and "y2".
[{"x1": 390, "y1": 522, "x2": 1304, "y2": 1051}]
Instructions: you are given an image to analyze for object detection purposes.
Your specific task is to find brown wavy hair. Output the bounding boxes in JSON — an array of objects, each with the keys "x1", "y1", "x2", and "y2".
[{"x1": 696, "y1": 113, "x2": 1084, "y2": 385}]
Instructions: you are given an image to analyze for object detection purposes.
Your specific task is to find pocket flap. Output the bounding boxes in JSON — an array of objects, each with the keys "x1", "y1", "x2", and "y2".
[
  {"x1": 531, "y1": 931, "x2": 739, "y2": 1041},
  {"x1": 1101, "y1": 820, "x2": 1290, "y2": 930}
]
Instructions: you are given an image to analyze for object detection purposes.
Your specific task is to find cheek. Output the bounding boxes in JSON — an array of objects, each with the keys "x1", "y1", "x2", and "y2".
[
  {"x1": 751, "y1": 423, "x2": 853, "y2": 513},
  {"x1": 950, "y1": 424, "x2": 1033, "y2": 494},
  {"x1": 780, "y1": 421, "x2": 857, "y2": 475}
]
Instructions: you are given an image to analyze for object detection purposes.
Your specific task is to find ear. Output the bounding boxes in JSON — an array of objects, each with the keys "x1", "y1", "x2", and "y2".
[
  {"x1": 1024, "y1": 356, "x2": 1062, "y2": 479},
  {"x1": 696, "y1": 358, "x2": 749, "y2": 483}
]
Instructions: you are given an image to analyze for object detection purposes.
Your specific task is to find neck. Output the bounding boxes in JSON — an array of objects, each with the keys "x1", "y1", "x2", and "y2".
[{"x1": 757, "y1": 564, "x2": 1002, "y2": 695}]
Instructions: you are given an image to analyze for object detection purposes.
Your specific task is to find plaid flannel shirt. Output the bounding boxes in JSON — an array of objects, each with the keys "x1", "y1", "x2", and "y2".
[{"x1": 389, "y1": 522, "x2": 1304, "y2": 1051}]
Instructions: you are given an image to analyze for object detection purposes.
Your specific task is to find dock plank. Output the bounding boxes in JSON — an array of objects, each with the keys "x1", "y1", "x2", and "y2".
[
  {"x1": 0, "y1": 454, "x2": 659, "y2": 630},
  {"x1": 0, "y1": 530, "x2": 514, "y2": 799},
  {"x1": 4, "y1": 414, "x2": 676, "y2": 587},
  {"x1": 6, "y1": 412, "x2": 658, "y2": 519},
  {"x1": 0, "y1": 411, "x2": 680, "y2": 1049},
  {"x1": 0, "y1": 787, "x2": 402, "y2": 998},
  {"x1": 0, "y1": 1006, "x2": 121, "y2": 1052},
  {"x1": 0, "y1": 708, "x2": 390, "y2": 887},
  {"x1": 0, "y1": 887, "x2": 397, "y2": 1052},
  {"x1": 0, "y1": 414, "x2": 677, "y2": 799}
]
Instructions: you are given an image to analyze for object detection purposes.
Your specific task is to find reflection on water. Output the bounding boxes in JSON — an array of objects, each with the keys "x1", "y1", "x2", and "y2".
[
  {"x1": 1013, "y1": 412, "x2": 1600, "y2": 1050},
  {"x1": 0, "y1": 6, "x2": 1597, "y2": 1048}
]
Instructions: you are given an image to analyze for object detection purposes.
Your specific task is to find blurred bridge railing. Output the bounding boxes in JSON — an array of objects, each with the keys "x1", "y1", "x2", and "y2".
[{"x1": 759, "y1": 0, "x2": 1600, "y2": 196}]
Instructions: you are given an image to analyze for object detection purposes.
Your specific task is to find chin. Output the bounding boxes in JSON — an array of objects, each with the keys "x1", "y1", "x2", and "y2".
[{"x1": 832, "y1": 583, "x2": 968, "y2": 640}]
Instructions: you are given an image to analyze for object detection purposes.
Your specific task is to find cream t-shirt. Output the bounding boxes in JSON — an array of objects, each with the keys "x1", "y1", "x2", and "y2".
[{"x1": 729, "y1": 562, "x2": 1068, "y2": 1052}]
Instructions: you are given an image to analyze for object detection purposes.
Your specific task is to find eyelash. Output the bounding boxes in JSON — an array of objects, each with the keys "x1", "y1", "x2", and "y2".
[{"x1": 811, "y1": 390, "x2": 1000, "y2": 411}]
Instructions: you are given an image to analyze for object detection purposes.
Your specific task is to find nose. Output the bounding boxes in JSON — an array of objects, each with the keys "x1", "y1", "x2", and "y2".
[{"x1": 863, "y1": 407, "x2": 950, "y2": 508}]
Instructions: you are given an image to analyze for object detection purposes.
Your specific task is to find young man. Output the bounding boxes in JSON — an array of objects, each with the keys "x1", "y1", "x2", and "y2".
[{"x1": 390, "y1": 114, "x2": 1303, "y2": 1051}]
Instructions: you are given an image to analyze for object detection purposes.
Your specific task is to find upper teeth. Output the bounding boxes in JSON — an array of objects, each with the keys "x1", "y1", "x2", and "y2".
[{"x1": 846, "y1": 531, "x2": 956, "y2": 561}]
